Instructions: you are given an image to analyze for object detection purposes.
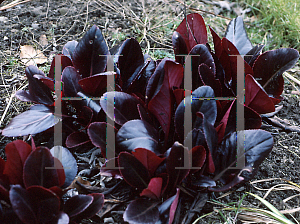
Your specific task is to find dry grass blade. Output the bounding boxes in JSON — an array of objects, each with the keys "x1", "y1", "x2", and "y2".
[
  {"x1": 238, "y1": 212, "x2": 283, "y2": 224},
  {"x1": 0, "y1": 0, "x2": 31, "y2": 11}
]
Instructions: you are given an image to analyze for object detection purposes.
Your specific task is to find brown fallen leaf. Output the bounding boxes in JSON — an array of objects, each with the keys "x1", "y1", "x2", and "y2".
[{"x1": 20, "y1": 45, "x2": 47, "y2": 66}]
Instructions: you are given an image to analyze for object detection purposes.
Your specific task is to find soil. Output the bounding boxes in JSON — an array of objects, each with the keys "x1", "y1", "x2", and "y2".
[{"x1": 0, "y1": 0, "x2": 299, "y2": 223}]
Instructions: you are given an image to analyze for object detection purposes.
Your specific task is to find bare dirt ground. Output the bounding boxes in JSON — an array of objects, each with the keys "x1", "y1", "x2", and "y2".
[{"x1": 0, "y1": 0, "x2": 299, "y2": 223}]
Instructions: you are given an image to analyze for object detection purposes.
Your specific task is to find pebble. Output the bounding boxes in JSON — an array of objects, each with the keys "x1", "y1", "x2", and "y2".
[
  {"x1": 32, "y1": 23, "x2": 39, "y2": 29},
  {"x1": 0, "y1": 16, "x2": 8, "y2": 22},
  {"x1": 31, "y1": 7, "x2": 43, "y2": 17},
  {"x1": 59, "y1": 8, "x2": 68, "y2": 15},
  {"x1": 104, "y1": 217, "x2": 114, "y2": 223}
]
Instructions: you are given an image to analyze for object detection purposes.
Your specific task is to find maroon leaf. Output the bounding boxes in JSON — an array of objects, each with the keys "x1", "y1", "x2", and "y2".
[
  {"x1": 147, "y1": 58, "x2": 172, "y2": 141},
  {"x1": 117, "y1": 38, "x2": 144, "y2": 91},
  {"x1": 209, "y1": 26, "x2": 222, "y2": 58},
  {"x1": 252, "y1": 48, "x2": 299, "y2": 98},
  {"x1": 9, "y1": 185, "x2": 37, "y2": 224},
  {"x1": 168, "y1": 188, "x2": 180, "y2": 224},
  {"x1": 62, "y1": 40, "x2": 78, "y2": 60},
  {"x1": 224, "y1": 16, "x2": 253, "y2": 55},
  {"x1": 78, "y1": 72, "x2": 115, "y2": 96},
  {"x1": 132, "y1": 148, "x2": 165, "y2": 177},
  {"x1": 72, "y1": 25, "x2": 109, "y2": 78},
  {"x1": 23, "y1": 146, "x2": 65, "y2": 189},
  {"x1": 3, "y1": 140, "x2": 32, "y2": 185},
  {"x1": 100, "y1": 91, "x2": 141, "y2": 125},
  {"x1": 245, "y1": 74, "x2": 275, "y2": 114},
  {"x1": 176, "y1": 13, "x2": 207, "y2": 52},
  {"x1": 33, "y1": 74, "x2": 54, "y2": 92},
  {"x1": 27, "y1": 185, "x2": 60, "y2": 223},
  {"x1": 165, "y1": 60, "x2": 184, "y2": 90},
  {"x1": 64, "y1": 195, "x2": 93, "y2": 218},
  {"x1": 66, "y1": 131, "x2": 91, "y2": 148},
  {"x1": 48, "y1": 55, "x2": 73, "y2": 79},
  {"x1": 118, "y1": 152, "x2": 150, "y2": 189},
  {"x1": 140, "y1": 177, "x2": 163, "y2": 199},
  {"x1": 73, "y1": 193, "x2": 104, "y2": 220},
  {"x1": 165, "y1": 142, "x2": 190, "y2": 195},
  {"x1": 172, "y1": 31, "x2": 188, "y2": 65},
  {"x1": 2, "y1": 104, "x2": 58, "y2": 137},
  {"x1": 116, "y1": 120, "x2": 160, "y2": 154},
  {"x1": 123, "y1": 198, "x2": 160, "y2": 224}
]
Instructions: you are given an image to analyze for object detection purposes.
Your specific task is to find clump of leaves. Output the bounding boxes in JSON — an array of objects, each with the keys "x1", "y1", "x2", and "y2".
[
  {"x1": 1, "y1": 12, "x2": 299, "y2": 224},
  {"x1": 0, "y1": 140, "x2": 104, "y2": 223}
]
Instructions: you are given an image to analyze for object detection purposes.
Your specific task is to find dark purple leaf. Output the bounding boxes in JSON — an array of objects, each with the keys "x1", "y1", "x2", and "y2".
[
  {"x1": 213, "y1": 130, "x2": 273, "y2": 184},
  {"x1": 88, "y1": 122, "x2": 117, "y2": 157},
  {"x1": 9, "y1": 185, "x2": 37, "y2": 224},
  {"x1": 50, "y1": 146, "x2": 77, "y2": 188},
  {"x1": 116, "y1": 120, "x2": 160, "y2": 154},
  {"x1": 72, "y1": 25, "x2": 109, "y2": 78},
  {"x1": 66, "y1": 131, "x2": 90, "y2": 148},
  {"x1": 245, "y1": 74, "x2": 275, "y2": 114},
  {"x1": 172, "y1": 31, "x2": 188, "y2": 65},
  {"x1": 189, "y1": 44, "x2": 216, "y2": 90},
  {"x1": 62, "y1": 40, "x2": 78, "y2": 60},
  {"x1": 199, "y1": 64, "x2": 222, "y2": 96},
  {"x1": 76, "y1": 92, "x2": 102, "y2": 114},
  {"x1": 62, "y1": 66, "x2": 83, "y2": 97},
  {"x1": 49, "y1": 55, "x2": 73, "y2": 79},
  {"x1": 165, "y1": 142, "x2": 190, "y2": 195},
  {"x1": 2, "y1": 104, "x2": 58, "y2": 137},
  {"x1": 117, "y1": 38, "x2": 144, "y2": 91},
  {"x1": 175, "y1": 86, "x2": 217, "y2": 140},
  {"x1": 123, "y1": 198, "x2": 160, "y2": 224},
  {"x1": 244, "y1": 44, "x2": 264, "y2": 67},
  {"x1": 156, "y1": 189, "x2": 178, "y2": 224},
  {"x1": 118, "y1": 152, "x2": 150, "y2": 189},
  {"x1": 252, "y1": 48, "x2": 299, "y2": 97},
  {"x1": 23, "y1": 146, "x2": 65, "y2": 188},
  {"x1": 189, "y1": 145, "x2": 206, "y2": 174},
  {"x1": 176, "y1": 13, "x2": 207, "y2": 52},
  {"x1": 73, "y1": 193, "x2": 104, "y2": 220},
  {"x1": 17, "y1": 65, "x2": 54, "y2": 105},
  {"x1": 33, "y1": 74, "x2": 54, "y2": 92},
  {"x1": 64, "y1": 195, "x2": 93, "y2": 217},
  {"x1": 209, "y1": 175, "x2": 244, "y2": 192},
  {"x1": 191, "y1": 175, "x2": 216, "y2": 188},
  {"x1": 27, "y1": 185, "x2": 60, "y2": 223},
  {"x1": 100, "y1": 91, "x2": 141, "y2": 125},
  {"x1": 132, "y1": 148, "x2": 165, "y2": 177},
  {"x1": 225, "y1": 16, "x2": 253, "y2": 55}
]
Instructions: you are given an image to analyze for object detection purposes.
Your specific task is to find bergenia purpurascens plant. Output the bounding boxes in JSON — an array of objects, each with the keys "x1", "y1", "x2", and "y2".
[
  {"x1": 1, "y1": 12, "x2": 299, "y2": 223},
  {"x1": 0, "y1": 140, "x2": 104, "y2": 223}
]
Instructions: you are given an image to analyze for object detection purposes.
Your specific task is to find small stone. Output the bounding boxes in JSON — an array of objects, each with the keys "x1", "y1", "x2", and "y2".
[
  {"x1": 4, "y1": 36, "x2": 8, "y2": 41},
  {"x1": 0, "y1": 16, "x2": 8, "y2": 22},
  {"x1": 104, "y1": 217, "x2": 114, "y2": 223},
  {"x1": 31, "y1": 7, "x2": 43, "y2": 17},
  {"x1": 59, "y1": 7, "x2": 68, "y2": 15},
  {"x1": 32, "y1": 23, "x2": 39, "y2": 29}
]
